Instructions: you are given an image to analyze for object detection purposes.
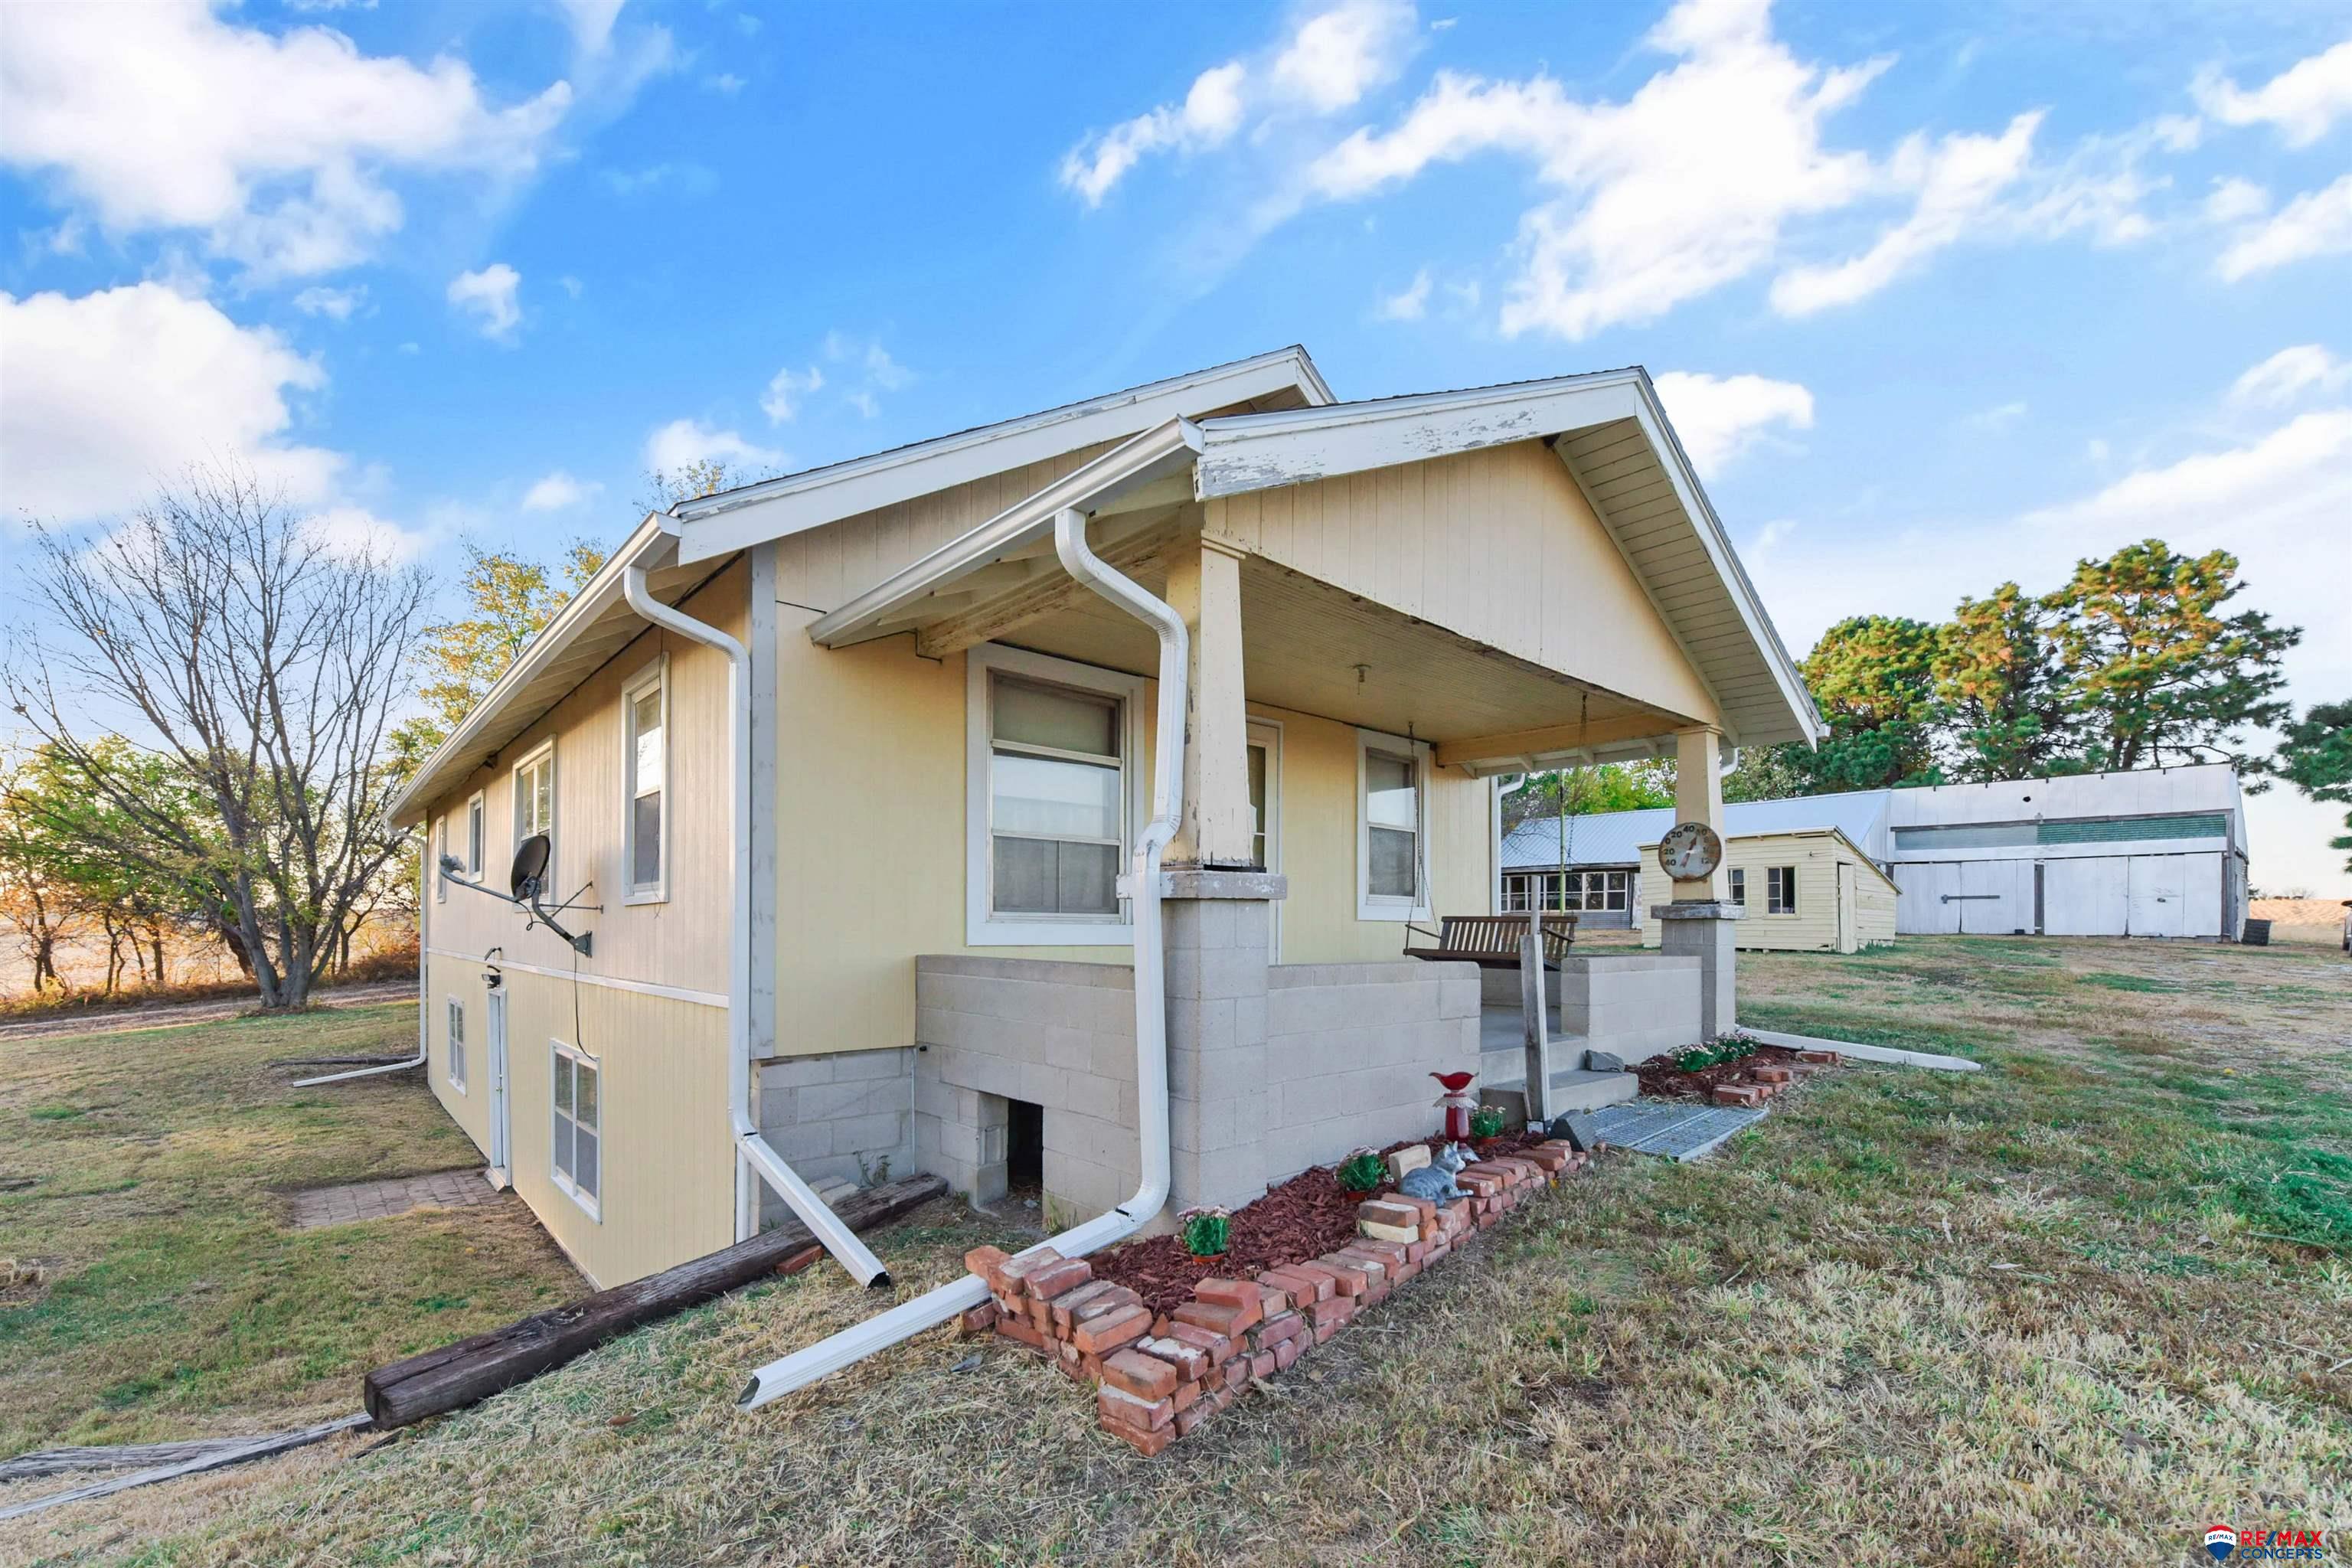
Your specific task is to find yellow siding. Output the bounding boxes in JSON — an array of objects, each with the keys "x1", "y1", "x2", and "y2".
[
  {"x1": 1638, "y1": 831, "x2": 1896, "y2": 954},
  {"x1": 426, "y1": 952, "x2": 731, "y2": 1286},
  {"x1": 1206, "y1": 439, "x2": 1720, "y2": 727},
  {"x1": 769, "y1": 616, "x2": 1490, "y2": 1056}
]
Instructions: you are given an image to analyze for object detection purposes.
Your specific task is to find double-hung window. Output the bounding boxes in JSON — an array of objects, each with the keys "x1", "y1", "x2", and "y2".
[
  {"x1": 550, "y1": 1040, "x2": 600, "y2": 1217},
  {"x1": 1728, "y1": 867, "x2": 1747, "y2": 907},
  {"x1": 1357, "y1": 730, "x2": 1430, "y2": 920},
  {"x1": 446, "y1": 997, "x2": 466, "y2": 1092},
  {"x1": 514, "y1": 743, "x2": 556, "y2": 879},
  {"x1": 464, "y1": 791, "x2": 485, "y2": 879},
  {"x1": 622, "y1": 660, "x2": 668, "y2": 903},
  {"x1": 968, "y1": 645, "x2": 1142, "y2": 946},
  {"x1": 1767, "y1": 865, "x2": 1798, "y2": 914}
]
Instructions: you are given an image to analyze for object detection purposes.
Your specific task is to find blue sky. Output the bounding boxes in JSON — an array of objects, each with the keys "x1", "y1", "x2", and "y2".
[{"x1": 2, "y1": 0, "x2": 2347, "y2": 891}]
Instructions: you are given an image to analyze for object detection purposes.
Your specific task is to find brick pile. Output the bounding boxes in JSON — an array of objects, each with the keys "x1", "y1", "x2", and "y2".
[
  {"x1": 959, "y1": 1138, "x2": 1591, "y2": 1455},
  {"x1": 1711, "y1": 1047, "x2": 1838, "y2": 1107}
]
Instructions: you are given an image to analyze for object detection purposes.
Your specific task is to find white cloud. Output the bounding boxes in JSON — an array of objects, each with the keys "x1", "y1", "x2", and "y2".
[
  {"x1": 1962, "y1": 400, "x2": 2030, "y2": 431},
  {"x1": 1650, "y1": 370, "x2": 1815, "y2": 478},
  {"x1": 447, "y1": 263, "x2": 521, "y2": 340},
  {"x1": 2216, "y1": 172, "x2": 2352, "y2": 280},
  {"x1": 521, "y1": 472, "x2": 599, "y2": 511},
  {"x1": 602, "y1": 162, "x2": 717, "y2": 198},
  {"x1": 292, "y1": 283, "x2": 365, "y2": 321},
  {"x1": 1311, "y1": 0, "x2": 1888, "y2": 340},
  {"x1": 0, "y1": 3, "x2": 571, "y2": 279},
  {"x1": 1273, "y1": 0, "x2": 1417, "y2": 113},
  {"x1": 1376, "y1": 268, "x2": 1432, "y2": 319},
  {"x1": 643, "y1": 418, "x2": 782, "y2": 475},
  {"x1": 2230, "y1": 345, "x2": 2351, "y2": 407},
  {"x1": 844, "y1": 390, "x2": 880, "y2": 419},
  {"x1": 2203, "y1": 176, "x2": 2270, "y2": 223},
  {"x1": 1061, "y1": 61, "x2": 1250, "y2": 205},
  {"x1": 304, "y1": 504, "x2": 428, "y2": 563},
  {"x1": 560, "y1": 0, "x2": 627, "y2": 57},
  {"x1": 2194, "y1": 39, "x2": 2352, "y2": 147},
  {"x1": 0, "y1": 283, "x2": 341, "y2": 522},
  {"x1": 819, "y1": 332, "x2": 912, "y2": 413},
  {"x1": 705, "y1": 72, "x2": 746, "y2": 95},
  {"x1": 1772, "y1": 113, "x2": 2041, "y2": 315},
  {"x1": 760, "y1": 364, "x2": 824, "y2": 423},
  {"x1": 1059, "y1": 1, "x2": 1414, "y2": 205}
]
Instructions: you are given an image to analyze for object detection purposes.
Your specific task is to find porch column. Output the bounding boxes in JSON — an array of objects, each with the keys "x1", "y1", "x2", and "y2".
[
  {"x1": 1655, "y1": 725, "x2": 1741, "y2": 1040},
  {"x1": 1160, "y1": 868, "x2": 1285, "y2": 1220},
  {"x1": 1163, "y1": 537, "x2": 1256, "y2": 870}
]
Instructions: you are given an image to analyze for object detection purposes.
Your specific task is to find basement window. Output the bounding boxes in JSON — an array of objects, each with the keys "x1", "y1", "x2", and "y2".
[{"x1": 550, "y1": 1040, "x2": 601, "y2": 1220}]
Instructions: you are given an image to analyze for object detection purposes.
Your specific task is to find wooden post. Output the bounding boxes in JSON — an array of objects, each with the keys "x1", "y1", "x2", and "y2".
[
  {"x1": 1519, "y1": 921, "x2": 1551, "y2": 1127},
  {"x1": 1672, "y1": 727, "x2": 1730, "y2": 901},
  {"x1": 1163, "y1": 536, "x2": 1254, "y2": 867}
]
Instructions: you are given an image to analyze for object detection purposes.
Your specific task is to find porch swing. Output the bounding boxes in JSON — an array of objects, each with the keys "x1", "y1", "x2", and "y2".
[{"x1": 1403, "y1": 714, "x2": 1585, "y2": 972}]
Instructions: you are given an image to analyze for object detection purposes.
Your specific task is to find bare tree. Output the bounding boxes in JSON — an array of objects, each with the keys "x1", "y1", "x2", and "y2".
[{"x1": 6, "y1": 464, "x2": 430, "y2": 1009}]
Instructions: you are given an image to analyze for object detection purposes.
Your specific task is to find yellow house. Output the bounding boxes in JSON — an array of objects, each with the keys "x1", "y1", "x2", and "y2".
[
  {"x1": 389, "y1": 347, "x2": 1823, "y2": 1289},
  {"x1": 1638, "y1": 828, "x2": 1896, "y2": 954}
]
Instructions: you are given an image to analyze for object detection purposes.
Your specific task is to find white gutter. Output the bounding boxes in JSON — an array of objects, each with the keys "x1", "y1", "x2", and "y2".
[
  {"x1": 736, "y1": 504, "x2": 1186, "y2": 1410},
  {"x1": 622, "y1": 564, "x2": 892, "y2": 1290}
]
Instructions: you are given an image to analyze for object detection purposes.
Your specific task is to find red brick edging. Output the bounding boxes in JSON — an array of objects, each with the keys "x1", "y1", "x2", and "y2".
[{"x1": 960, "y1": 1138, "x2": 1592, "y2": 1455}]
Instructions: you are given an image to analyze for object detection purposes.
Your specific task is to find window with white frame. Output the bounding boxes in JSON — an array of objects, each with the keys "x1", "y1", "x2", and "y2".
[
  {"x1": 514, "y1": 743, "x2": 555, "y2": 877},
  {"x1": 550, "y1": 1040, "x2": 599, "y2": 1216},
  {"x1": 1501, "y1": 869, "x2": 1630, "y2": 913},
  {"x1": 622, "y1": 660, "x2": 668, "y2": 901},
  {"x1": 1767, "y1": 865, "x2": 1798, "y2": 914},
  {"x1": 966, "y1": 645, "x2": 1142, "y2": 946},
  {"x1": 1357, "y1": 730, "x2": 1430, "y2": 920},
  {"x1": 446, "y1": 996, "x2": 467, "y2": 1092},
  {"x1": 465, "y1": 791, "x2": 485, "y2": 879},
  {"x1": 1728, "y1": 867, "x2": 1746, "y2": 907}
]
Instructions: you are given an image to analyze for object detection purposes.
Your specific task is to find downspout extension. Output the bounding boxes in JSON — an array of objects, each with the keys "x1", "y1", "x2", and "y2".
[
  {"x1": 733, "y1": 506, "x2": 1186, "y2": 1410},
  {"x1": 622, "y1": 564, "x2": 891, "y2": 1290},
  {"x1": 294, "y1": 858, "x2": 433, "y2": 1088}
]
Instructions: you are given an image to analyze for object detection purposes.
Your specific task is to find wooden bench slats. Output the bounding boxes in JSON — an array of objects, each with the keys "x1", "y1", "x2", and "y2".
[{"x1": 1403, "y1": 913, "x2": 1577, "y2": 969}]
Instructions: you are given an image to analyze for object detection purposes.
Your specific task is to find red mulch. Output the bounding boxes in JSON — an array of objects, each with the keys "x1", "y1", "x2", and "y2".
[
  {"x1": 1633, "y1": 1043, "x2": 1806, "y2": 1100},
  {"x1": 1090, "y1": 1130, "x2": 1547, "y2": 1316}
]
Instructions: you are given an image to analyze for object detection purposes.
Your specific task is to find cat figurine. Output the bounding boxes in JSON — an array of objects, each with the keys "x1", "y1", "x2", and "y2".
[{"x1": 1398, "y1": 1142, "x2": 1469, "y2": 1207}]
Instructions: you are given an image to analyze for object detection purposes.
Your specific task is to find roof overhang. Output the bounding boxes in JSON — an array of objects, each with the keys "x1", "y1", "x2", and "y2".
[
  {"x1": 668, "y1": 346, "x2": 1330, "y2": 566},
  {"x1": 1190, "y1": 369, "x2": 1823, "y2": 750},
  {"x1": 387, "y1": 517, "x2": 694, "y2": 827}
]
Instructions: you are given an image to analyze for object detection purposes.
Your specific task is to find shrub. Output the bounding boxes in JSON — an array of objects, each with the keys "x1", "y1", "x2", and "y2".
[
  {"x1": 1178, "y1": 1207, "x2": 1230, "y2": 1258},
  {"x1": 1337, "y1": 1149, "x2": 1387, "y2": 1193},
  {"x1": 1673, "y1": 1032, "x2": 1762, "y2": 1073}
]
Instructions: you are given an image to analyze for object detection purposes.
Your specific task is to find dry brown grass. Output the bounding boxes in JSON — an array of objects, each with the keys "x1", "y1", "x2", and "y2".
[{"x1": 4, "y1": 936, "x2": 2347, "y2": 1566}]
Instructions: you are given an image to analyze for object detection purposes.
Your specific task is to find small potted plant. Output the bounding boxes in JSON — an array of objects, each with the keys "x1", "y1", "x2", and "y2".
[
  {"x1": 1178, "y1": 1204, "x2": 1230, "y2": 1258},
  {"x1": 1337, "y1": 1147, "x2": 1387, "y2": 1194},
  {"x1": 1468, "y1": 1103, "x2": 1506, "y2": 1142}
]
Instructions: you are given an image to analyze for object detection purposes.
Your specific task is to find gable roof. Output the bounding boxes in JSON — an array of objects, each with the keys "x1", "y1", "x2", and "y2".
[
  {"x1": 1501, "y1": 788, "x2": 1892, "y2": 870},
  {"x1": 810, "y1": 366, "x2": 1822, "y2": 749},
  {"x1": 668, "y1": 345, "x2": 1331, "y2": 565}
]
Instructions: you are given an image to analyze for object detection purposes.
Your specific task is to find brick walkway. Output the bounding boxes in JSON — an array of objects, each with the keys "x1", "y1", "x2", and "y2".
[{"x1": 288, "y1": 1168, "x2": 501, "y2": 1230}]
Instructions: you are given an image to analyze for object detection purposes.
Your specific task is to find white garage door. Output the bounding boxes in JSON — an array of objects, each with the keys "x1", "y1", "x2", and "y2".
[
  {"x1": 2044, "y1": 858, "x2": 2129, "y2": 936},
  {"x1": 1957, "y1": 859, "x2": 2034, "y2": 934},
  {"x1": 1896, "y1": 862, "x2": 1962, "y2": 933}
]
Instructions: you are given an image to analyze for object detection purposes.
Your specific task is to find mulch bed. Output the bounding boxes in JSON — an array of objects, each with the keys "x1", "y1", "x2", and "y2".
[
  {"x1": 1091, "y1": 1130, "x2": 1549, "y2": 1316},
  {"x1": 1633, "y1": 1043, "x2": 1807, "y2": 1100}
]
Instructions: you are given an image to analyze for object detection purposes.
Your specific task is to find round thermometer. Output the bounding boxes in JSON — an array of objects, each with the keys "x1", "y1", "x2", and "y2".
[{"x1": 1657, "y1": 821, "x2": 1723, "y2": 880}]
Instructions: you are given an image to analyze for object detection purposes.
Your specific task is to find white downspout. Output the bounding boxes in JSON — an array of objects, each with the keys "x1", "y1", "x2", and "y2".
[
  {"x1": 623, "y1": 564, "x2": 892, "y2": 1290},
  {"x1": 734, "y1": 505, "x2": 1185, "y2": 1410},
  {"x1": 294, "y1": 830, "x2": 433, "y2": 1087}
]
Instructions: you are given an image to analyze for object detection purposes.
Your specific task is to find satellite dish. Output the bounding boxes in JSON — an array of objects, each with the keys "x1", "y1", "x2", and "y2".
[{"x1": 510, "y1": 834, "x2": 551, "y2": 899}]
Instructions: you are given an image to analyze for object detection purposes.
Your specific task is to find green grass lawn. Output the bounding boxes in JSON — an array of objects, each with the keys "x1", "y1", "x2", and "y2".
[
  {"x1": 3, "y1": 939, "x2": 2347, "y2": 1566},
  {"x1": 0, "y1": 1004, "x2": 580, "y2": 1461}
]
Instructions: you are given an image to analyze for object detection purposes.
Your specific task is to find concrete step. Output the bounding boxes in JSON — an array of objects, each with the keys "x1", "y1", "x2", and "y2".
[{"x1": 1478, "y1": 1067, "x2": 1640, "y2": 1127}]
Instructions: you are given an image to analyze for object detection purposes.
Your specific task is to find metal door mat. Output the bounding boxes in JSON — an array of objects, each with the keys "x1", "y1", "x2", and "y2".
[{"x1": 1589, "y1": 1102, "x2": 1767, "y2": 1161}]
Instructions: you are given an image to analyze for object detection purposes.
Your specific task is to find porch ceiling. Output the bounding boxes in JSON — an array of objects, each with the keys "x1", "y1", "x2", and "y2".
[{"x1": 973, "y1": 553, "x2": 1690, "y2": 772}]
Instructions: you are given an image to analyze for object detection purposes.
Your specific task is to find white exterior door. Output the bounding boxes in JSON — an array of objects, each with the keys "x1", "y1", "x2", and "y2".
[
  {"x1": 1836, "y1": 861, "x2": 1858, "y2": 952},
  {"x1": 2044, "y1": 856, "x2": 2129, "y2": 936},
  {"x1": 1247, "y1": 720, "x2": 1282, "y2": 962},
  {"x1": 485, "y1": 987, "x2": 511, "y2": 1179},
  {"x1": 2178, "y1": 853, "x2": 2225, "y2": 938},
  {"x1": 2127, "y1": 858, "x2": 2189, "y2": 938}
]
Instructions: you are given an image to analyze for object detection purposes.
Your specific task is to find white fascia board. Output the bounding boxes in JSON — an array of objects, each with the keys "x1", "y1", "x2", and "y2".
[
  {"x1": 1193, "y1": 369, "x2": 1824, "y2": 749},
  {"x1": 387, "y1": 517, "x2": 675, "y2": 826},
  {"x1": 671, "y1": 347, "x2": 1329, "y2": 565},
  {"x1": 806, "y1": 417, "x2": 1202, "y2": 648}
]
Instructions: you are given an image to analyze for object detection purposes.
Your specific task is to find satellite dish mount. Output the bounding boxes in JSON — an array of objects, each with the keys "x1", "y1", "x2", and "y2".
[{"x1": 439, "y1": 834, "x2": 599, "y2": 955}]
